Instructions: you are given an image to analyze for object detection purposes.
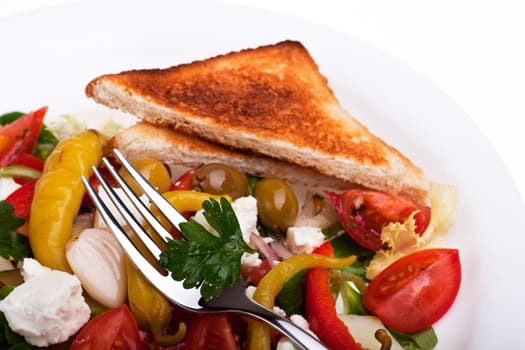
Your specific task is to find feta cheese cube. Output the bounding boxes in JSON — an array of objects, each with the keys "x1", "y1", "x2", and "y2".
[
  {"x1": 0, "y1": 259, "x2": 90, "y2": 347},
  {"x1": 286, "y1": 226, "x2": 325, "y2": 254}
]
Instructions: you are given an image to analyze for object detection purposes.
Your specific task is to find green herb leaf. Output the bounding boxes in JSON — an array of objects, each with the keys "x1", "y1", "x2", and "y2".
[
  {"x1": 340, "y1": 282, "x2": 368, "y2": 315},
  {"x1": 0, "y1": 201, "x2": 31, "y2": 261},
  {"x1": 276, "y1": 270, "x2": 306, "y2": 316},
  {"x1": 33, "y1": 124, "x2": 59, "y2": 160},
  {"x1": 388, "y1": 327, "x2": 438, "y2": 350},
  {"x1": 159, "y1": 197, "x2": 254, "y2": 299},
  {"x1": 330, "y1": 233, "x2": 374, "y2": 282},
  {"x1": 0, "y1": 112, "x2": 24, "y2": 125}
]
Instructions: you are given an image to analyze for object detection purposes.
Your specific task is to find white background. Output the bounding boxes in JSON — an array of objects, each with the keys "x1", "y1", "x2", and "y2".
[{"x1": 1, "y1": 0, "x2": 524, "y2": 205}]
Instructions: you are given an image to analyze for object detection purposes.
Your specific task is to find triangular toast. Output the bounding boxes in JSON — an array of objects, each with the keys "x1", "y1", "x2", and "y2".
[{"x1": 86, "y1": 40, "x2": 428, "y2": 203}]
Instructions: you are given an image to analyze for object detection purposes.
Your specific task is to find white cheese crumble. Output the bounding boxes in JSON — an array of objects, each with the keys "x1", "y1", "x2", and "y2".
[
  {"x1": 0, "y1": 177, "x2": 21, "y2": 200},
  {"x1": 193, "y1": 195, "x2": 260, "y2": 246},
  {"x1": 0, "y1": 258, "x2": 91, "y2": 347},
  {"x1": 241, "y1": 252, "x2": 262, "y2": 268},
  {"x1": 276, "y1": 314, "x2": 318, "y2": 350},
  {"x1": 286, "y1": 226, "x2": 325, "y2": 254}
]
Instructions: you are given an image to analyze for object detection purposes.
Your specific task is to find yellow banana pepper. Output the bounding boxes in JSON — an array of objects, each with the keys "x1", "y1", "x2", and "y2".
[
  {"x1": 126, "y1": 259, "x2": 186, "y2": 345},
  {"x1": 152, "y1": 190, "x2": 231, "y2": 234},
  {"x1": 127, "y1": 190, "x2": 231, "y2": 344},
  {"x1": 163, "y1": 190, "x2": 231, "y2": 212},
  {"x1": 28, "y1": 129, "x2": 105, "y2": 272},
  {"x1": 247, "y1": 253, "x2": 357, "y2": 350}
]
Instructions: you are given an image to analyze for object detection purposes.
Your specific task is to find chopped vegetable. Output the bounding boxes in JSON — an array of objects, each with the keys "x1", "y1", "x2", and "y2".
[
  {"x1": 305, "y1": 242, "x2": 364, "y2": 350},
  {"x1": 247, "y1": 249, "x2": 357, "y2": 350},
  {"x1": 185, "y1": 314, "x2": 239, "y2": 350},
  {"x1": 0, "y1": 108, "x2": 47, "y2": 167},
  {"x1": 326, "y1": 189, "x2": 431, "y2": 251},
  {"x1": 363, "y1": 249, "x2": 461, "y2": 333},
  {"x1": 28, "y1": 130, "x2": 105, "y2": 272},
  {"x1": 126, "y1": 259, "x2": 186, "y2": 345},
  {"x1": 69, "y1": 305, "x2": 142, "y2": 350},
  {"x1": 5, "y1": 180, "x2": 36, "y2": 221}
]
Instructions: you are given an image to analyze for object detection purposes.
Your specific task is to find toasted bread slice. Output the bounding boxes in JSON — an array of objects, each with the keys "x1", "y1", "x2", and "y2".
[
  {"x1": 87, "y1": 40, "x2": 429, "y2": 203},
  {"x1": 110, "y1": 121, "x2": 354, "y2": 193}
]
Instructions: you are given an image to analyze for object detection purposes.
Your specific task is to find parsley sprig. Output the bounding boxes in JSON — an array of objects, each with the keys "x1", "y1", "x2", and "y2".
[
  {"x1": 159, "y1": 197, "x2": 255, "y2": 299},
  {"x1": 0, "y1": 201, "x2": 32, "y2": 262}
]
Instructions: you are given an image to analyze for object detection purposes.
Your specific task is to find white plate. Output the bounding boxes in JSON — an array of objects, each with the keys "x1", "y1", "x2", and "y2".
[{"x1": 1, "y1": 0, "x2": 524, "y2": 348}]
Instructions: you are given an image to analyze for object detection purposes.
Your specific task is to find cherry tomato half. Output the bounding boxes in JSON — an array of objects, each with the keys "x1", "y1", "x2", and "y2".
[
  {"x1": 326, "y1": 190, "x2": 431, "y2": 251},
  {"x1": 185, "y1": 314, "x2": 238, "y2": 350},
  {"x1": 363, "y1": 248, "x2": 461, "y2": 333},
  {"x1": 70, "y1": 305, "x2": 143, "y2": 350},
  {"x1": 0, "y1": 107, "x2": 47, "y2": 167}
]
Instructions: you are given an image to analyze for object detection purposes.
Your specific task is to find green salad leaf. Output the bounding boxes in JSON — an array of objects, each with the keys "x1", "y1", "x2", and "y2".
[
  {"x1": 389, "y1": 327, "x2": 438, "y2": 350},
  {"x1": 0, "y1": 201, "x2": 31, "y2": 261},
  {"x1": 159, "y1": 197, "x2": 254, "y2": 299},
  {"x1": 275, "y1": 270, "x2": 306, "y2": 316}
]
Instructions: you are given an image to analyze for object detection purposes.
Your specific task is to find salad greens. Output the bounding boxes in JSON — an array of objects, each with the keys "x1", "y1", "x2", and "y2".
[
  {"x1": 389, "y1": 327, "x2": 438, "y2": 350},
  {"x1": 0, "y1": 202, "x2": 31, "y2": 262},
  {"x1": 159, "y1": 197, "x2": 254, "y2": 299},
  {"x1": 275, "y1": 270, "x2": 306, "y2": 316}
]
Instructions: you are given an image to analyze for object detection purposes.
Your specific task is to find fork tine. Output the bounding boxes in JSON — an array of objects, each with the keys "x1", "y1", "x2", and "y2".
[
  {"x1": 100, "y1": 156, "x2": 172, "y2": 245},
  {"x1": 112, "y1": 149, "x2": 187, "y2": 232},
  {"x1": 90, "y1": 166, "x2": 162, "y2": 260},
  {"x1": 81, "y1": 174, "x2": 204, "y2": 311},
  {"x1": 81, "y1": 175, "x2": 167, "y2": 282}
]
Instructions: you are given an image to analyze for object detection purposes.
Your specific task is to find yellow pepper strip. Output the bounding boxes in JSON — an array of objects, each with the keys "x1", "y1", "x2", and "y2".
[
  {"x1": 152, "y1": 190, "x2": 231, "y2": 234},
  {"x1": 126, "y1": 259, "x2": 186, "y2": 345},
  {"x1": 163, "y1": 190, "x2": 232, "y2": 212},
  {"x1": 28, "y1": 130, "x2": 105, "y2": 272},
  {"x1": 247, "y1": 253, "x2": 357, "y2": 350},
  {"x1": 126, "y1": 190, "x2": 231, "y2": 344}
]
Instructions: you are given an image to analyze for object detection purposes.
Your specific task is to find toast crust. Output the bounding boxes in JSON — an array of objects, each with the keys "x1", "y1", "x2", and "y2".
[
  {"x1": 87, "y1": 40, "x2": 429, "y2": 203},
  {"x1": 110, "y1": 121, "x2": 356, "y2": 193}
]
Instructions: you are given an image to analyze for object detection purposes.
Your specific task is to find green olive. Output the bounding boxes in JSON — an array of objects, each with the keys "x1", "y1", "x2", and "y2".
[
  {"x1": 190, "y1": 163, "x2": 248, "y2": 200},
  {"x1": 253, "y1": 178, "x2": 298, "y2": 232}
]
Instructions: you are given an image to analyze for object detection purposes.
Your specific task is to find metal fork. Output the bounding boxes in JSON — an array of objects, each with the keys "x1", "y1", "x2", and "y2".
[{"x1": 81, "y1": 149, "x2": 328, "y2": 350}]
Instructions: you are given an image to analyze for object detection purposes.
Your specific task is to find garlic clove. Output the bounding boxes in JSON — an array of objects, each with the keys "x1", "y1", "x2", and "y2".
[{"x1": 66, "y1": 228, "x2": 127, "y2": 308}]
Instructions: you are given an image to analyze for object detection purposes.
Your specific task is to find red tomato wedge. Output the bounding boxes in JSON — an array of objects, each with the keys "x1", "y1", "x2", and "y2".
[
  {"x1": 326, "y1": 189, "x2": 431, "y2": 251},
  {"x1": 184, "y1": 314, "x2": 238, "y2": 350},
  {"x1": 363, "y1": 248, "x2": 461, "y2": 333},
  {"x1": 70, "y1": 305, "x2": 143, "y2": 350},
  {"x1": 6, "y1": 179, "x2": 37, "y2": 220},
  {"x1": 0, "y1": 107, "x2": 47, "y2": 167},
  {"x1": 12, "y1": 152, "x2": 45, "y2": 171}
]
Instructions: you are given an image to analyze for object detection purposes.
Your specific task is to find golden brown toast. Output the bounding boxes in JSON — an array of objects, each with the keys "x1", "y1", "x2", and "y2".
[
  {"x1": 109, "y1": 121, "x2": 356, "y2": 193},
  {"x1": 86, "y1": 40, "x2": 429, "y2": 203}
]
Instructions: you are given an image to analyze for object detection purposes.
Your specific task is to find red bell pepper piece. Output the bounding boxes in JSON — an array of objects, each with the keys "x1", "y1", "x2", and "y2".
[
  {"x1": 5, "y1": 179, "x2": 37, "y2": 220},
  {"x1": 305, "y1": 242, "x2": 364, "y2": 350},
  {"x1": 0, "y1": 107, "x2": 47, "y2": 167}
]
